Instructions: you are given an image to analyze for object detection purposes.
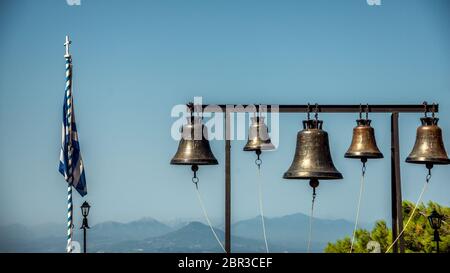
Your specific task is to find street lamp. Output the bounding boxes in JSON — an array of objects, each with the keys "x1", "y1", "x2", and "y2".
[
  {"x1": 80, "y1": 201, "x2": 91, "y2": 253},
  {"x1": 427, "y1": 210, "x2": 443, "y2": 253}
]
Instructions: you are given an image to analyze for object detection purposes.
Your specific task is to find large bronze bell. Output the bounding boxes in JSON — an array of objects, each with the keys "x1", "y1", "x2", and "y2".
[
  {"x1": 406, "y1": 117, "x2": 450, "y2": 167},
  {"x1": 243, "y1": 116, "x2": 275, "y2": 152},
  {"x1": 345, "y1": 119, "x2": 383, "y2": 161},
  {"x1": 170, "y1": 116, "x2": 218, "y2": 166},
  {"x1": 283, "y1": 119, "x2": 343, "y2": 181}
]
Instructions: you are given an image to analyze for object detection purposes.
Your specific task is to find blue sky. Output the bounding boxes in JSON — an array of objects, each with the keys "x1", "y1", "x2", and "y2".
[{"x1": 0, "y1": 0, "x2": 449, "y2": 228}]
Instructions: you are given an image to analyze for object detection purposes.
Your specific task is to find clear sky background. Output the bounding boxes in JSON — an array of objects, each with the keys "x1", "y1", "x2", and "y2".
[{"x1": 0, "y1": 0, "x2": 449, "y2": 228}]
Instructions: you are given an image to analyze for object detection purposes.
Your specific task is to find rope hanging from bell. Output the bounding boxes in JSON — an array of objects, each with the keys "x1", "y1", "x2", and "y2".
[
  {"x1": 282, "y1": 103, "x2": 343, "y2": 253},
  {"x1": 243, "y1": 105, "x2": 274, "y2": 253},
  {"x1": 256, "y1": 159, "x2": 269, "y2": 253},
  {"x1": 190, "y1": 165, "x2": 226, "y2": 253},
  {"x1": 170, "y1": 104, "x2": 224, "y2": 252},
  {"x1": 344, "y1": 104, "x2": 383, "y2": 253},
  {"x1": 349, "y1": 162, "x2": 366, "y2": 253},
  {"x1": 307, "y1": 178, "x2": 318, "y2": 253},
  {"x1": 385, "y1": 171, "x2": 430, "y2": 253},
  {"x1": 386, "y1": 102, "x2": 450, "y2": 253}
]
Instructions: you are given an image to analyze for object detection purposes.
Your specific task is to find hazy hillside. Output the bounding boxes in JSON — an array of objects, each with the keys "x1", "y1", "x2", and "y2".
[
  {"x1": 0, "y1": 217, "x2": 173, "y2": 252},
  {"x1": 233, "y1": 213, "x2": 359, "y2": 250},
  {"x1": 0, "y1": 213, "x2": 369, "y2": 253},
  {"x1": 97, "y1": 222, "x2": 262, "y2": 253},
  {"x1": 85, "y1": 217, "x2": 173, "y2": 244}
]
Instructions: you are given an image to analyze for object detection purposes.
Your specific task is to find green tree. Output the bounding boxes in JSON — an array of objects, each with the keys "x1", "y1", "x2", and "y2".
[{"x1": 325, "y1": 201, "x2": 449, "y2": 253}]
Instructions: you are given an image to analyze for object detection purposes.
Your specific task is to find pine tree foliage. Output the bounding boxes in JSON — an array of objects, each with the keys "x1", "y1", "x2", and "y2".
[{"x1": 325, "y1": 201, "x2": 449, "y2": 253}]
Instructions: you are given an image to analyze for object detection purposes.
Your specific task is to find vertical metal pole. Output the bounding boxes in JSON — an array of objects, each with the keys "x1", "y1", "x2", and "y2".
[
  {"x1": 390, "y1": 112, "x2": 405, "y2": 253},
  {"x1": 225, "y1": 109, "x2": 231, "y2": 253},
  {"x1": 83, "y1": 227, "x2": 87, "y2": 253}
]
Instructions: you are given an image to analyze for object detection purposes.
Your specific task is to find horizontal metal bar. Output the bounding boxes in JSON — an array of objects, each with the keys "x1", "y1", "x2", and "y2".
[{"x1": 199, "y1": 104, "x2": 438, "y2": 113}]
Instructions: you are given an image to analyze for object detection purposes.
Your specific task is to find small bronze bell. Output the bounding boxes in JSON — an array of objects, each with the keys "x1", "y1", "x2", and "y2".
[
  {"x1": 406, "y1": 116, "x2": 450, "y2": 167},
  {"x1": 243, "y1": 116, "x2": 275, "y2": 152},
  {"x1": 283, "y1": 119, "x2": 343, "y2": 181},
  {"x1": 170, "y1": 116, "x2": 218, "y2": 166},
  {"x1": 345, "y1": 119, "x2": 383, "y2": 162}
]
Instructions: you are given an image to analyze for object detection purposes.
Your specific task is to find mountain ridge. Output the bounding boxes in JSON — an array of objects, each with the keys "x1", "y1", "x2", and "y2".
[{"x1": 0, "y1": 213, "x2": 372, "y2": 253}]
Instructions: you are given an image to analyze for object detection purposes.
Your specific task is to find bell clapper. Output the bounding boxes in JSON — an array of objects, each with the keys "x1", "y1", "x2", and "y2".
[
  {"x1": 309, "y1": 178, "x2": 318, "y2": 215},
  {"x1": 191, "y1": 164, "x2": 199, "y2": 189},
  {"x1": 309, "y1": 178, "x2": 319, "y2": 195},
  {"x1": 255, "y1": 149, "x2": 262, "y2": 170},
  {"x1": 426, "y1": 163, "x2": 433, "y2": 183},
  {"x1": 361, "y1": 158, "x2": 367, "y2": 177}
]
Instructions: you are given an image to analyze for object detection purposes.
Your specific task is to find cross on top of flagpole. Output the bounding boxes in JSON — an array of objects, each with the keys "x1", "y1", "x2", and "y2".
[{"x1": 64, "y1": 35, "x2": 71, "y2": 58}]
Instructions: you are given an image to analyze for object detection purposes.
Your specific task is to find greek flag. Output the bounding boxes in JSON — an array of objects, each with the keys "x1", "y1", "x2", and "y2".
[{"x1": 59, "y1": 57, "x2": 87, "y2": 197}]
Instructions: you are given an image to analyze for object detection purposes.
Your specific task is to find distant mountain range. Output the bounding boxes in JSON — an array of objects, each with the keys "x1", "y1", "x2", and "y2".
[
  {"x1": 233, "y1": 213, "x2": 360, "y2": 249},
  {"x1": 0, "y1": 213, "x2": 371, "y2": 253},
  {"x1": 98, "y1": 222, "x2": 269, "y2": 253}
]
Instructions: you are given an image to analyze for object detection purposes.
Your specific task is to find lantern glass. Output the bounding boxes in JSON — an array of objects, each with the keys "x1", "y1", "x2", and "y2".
[
  {"x1": 81, "y1": 201, "x2": 90, "y2": 217},
  {"x1": 428, "y1": 210, "x2": 442, "y2": 229}
]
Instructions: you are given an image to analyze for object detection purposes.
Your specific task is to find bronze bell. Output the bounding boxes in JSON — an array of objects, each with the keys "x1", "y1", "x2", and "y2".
[
  {"x1": 345, "y1": 119, "x2": 383, "y2": 161},
  {"x1": 283, "y1": 119, "x2": 343, "y2": 180},
  {"x1": 243, "y1": 116, "x2": 275, "y2": 152},
  {"x1": 170, "y1": 116, "x2": 218, "y2": 166},
  {"x1": 406, "y1": 117, "x2": 450, "y2": 167}
]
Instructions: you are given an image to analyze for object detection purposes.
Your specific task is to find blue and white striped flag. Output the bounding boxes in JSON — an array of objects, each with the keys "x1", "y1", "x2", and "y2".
[
  {"x1": 59, "y1": 36, "x2": 87, "y2": 253},
  {"x1": 59, "y1": 44, "x2": 87, "y2": 197}
]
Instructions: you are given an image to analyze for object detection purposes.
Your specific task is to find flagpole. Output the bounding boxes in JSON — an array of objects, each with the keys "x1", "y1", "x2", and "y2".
[
  {"x1": 67, "y1": 184, "x2": 73, "y2": 252},
  {"x1": 64, "y1": 35, "x2": 74, "y2": 253}
]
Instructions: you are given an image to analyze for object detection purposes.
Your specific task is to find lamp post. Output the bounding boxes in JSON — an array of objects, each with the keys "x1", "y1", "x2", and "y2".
[
  {"x1": 427, "y1": 210, "x2": 443, "y2": 253},
  {"x1": 80, "y1": 201, "x2": 90, "y2": 253}
]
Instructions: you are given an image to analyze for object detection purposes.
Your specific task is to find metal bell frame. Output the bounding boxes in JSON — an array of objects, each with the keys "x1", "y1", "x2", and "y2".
[{"x1": 174, "y1": 102, "x2": 444, "y2": 253}]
